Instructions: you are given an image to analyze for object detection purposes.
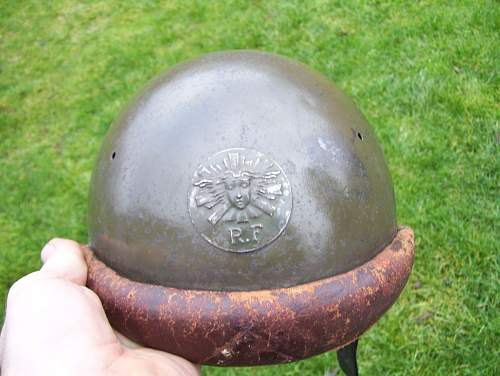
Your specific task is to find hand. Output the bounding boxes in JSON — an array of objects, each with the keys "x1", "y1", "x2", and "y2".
[{"x1": 0, "y1": 238, "x2": 201, "y2": 376}]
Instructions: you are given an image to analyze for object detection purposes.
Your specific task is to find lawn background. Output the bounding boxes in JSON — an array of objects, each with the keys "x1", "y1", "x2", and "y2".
[{"x1": 0, "y1": 1, "x2": 498, "y2": 375}]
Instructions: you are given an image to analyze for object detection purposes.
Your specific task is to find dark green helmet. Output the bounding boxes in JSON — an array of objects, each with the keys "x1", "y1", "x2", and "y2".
[
  {"x1": 86, "y1": 51, "x2": 413, "y2": 369},
  {"x1": 89, "y1": 51, "x2": 397, "y2": 291}
]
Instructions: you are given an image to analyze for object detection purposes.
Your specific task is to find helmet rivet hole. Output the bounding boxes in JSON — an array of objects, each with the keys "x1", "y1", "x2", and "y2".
[
  {"x1": 111, "y1": 152, "x2": 116, "y2": 160},
  {"x1": 357, "y1": 132, "x2": 363, "y2": 141}
]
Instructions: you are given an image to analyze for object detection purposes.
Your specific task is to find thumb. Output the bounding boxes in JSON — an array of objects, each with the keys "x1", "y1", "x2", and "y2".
[{"x1": 40, "y1": 238, "x2": 88, "y2": 285}]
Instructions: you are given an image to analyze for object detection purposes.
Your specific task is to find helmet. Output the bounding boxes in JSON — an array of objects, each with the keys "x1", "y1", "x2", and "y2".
[{"x1": 86, "y1": 51, "x2": 414, "y2": 371}]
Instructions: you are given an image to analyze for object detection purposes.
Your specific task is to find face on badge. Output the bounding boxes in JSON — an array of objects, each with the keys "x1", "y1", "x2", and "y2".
[{"x1": 225, "y1": 177, "x2": 251, "y2": 209}]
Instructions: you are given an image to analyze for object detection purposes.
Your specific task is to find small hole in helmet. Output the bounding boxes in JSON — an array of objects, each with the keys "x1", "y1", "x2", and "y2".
[
  {"x1": 357, "y1": 132, "x2": 363, "y2": 141},
  {"x1": 111, "y1": 152, "x2": 116, "y2": 160}
]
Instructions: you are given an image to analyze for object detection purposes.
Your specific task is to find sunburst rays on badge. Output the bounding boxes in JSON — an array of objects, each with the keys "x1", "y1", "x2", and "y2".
[{"x1": 193, "y1": 150, "x2": 284, "y2": 225}]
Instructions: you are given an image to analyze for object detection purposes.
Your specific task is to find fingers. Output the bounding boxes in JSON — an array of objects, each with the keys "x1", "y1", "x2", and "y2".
[
  {"x1": 113, "y1": 330, "x2": 201, "y2": 375},
  {"x1": 114, "y1": 330, "x2": 142, "y2": 349},
  {"x1": 111, "y1": 347, "x2": 202, "y2": 376},
  {"x1": 40, "y1": 238, "x2": 87, "y2": 286},
  {"x1": 0, "y1": 321, "x2": 6, "y2": 362}
]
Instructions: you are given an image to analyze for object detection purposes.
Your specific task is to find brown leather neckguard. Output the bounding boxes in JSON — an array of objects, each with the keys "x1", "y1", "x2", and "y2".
[{"x1": 84, "y1": 227, "x2": 414, "y2": 366}]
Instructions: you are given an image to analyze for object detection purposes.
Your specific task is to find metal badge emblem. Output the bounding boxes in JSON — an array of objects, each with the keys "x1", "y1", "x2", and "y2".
[{"x1": 188, "y1": 148, "x2": 292, "y2": 253}]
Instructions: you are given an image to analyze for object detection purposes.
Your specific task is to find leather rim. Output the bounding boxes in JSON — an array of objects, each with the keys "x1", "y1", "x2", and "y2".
[{"x1": 84, "y1": 227, "x2": 414, "y2": 366}]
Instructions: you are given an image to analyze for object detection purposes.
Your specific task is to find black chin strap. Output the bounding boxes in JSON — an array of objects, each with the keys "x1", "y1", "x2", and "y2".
[{"x1": 336, "y1": 339, "x2": 359, "y2": 376}]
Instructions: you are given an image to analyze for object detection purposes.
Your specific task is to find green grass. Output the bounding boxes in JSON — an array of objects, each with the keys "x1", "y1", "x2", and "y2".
[{"x1": 0, "y1": 0, "x2": 498, "y2": 374}]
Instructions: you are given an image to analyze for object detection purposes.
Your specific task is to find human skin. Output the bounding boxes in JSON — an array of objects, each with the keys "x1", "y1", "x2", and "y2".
[{"x1": 0, "y1": 238, "x2": 201, "y2": 376}]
